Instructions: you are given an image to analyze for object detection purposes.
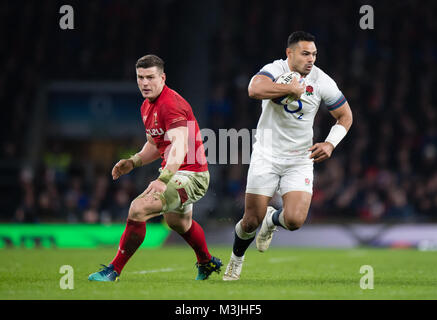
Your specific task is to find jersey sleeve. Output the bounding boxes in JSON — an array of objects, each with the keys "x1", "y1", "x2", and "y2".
[
  {"x1": 319, "y1": 72, "x2": 347, "y2": 111},
  {"x1": 255, "y1": 61, "x2": 284, "y2": 82},
  {"x1": 162, "y1": 102, "x2": 188, "y2": 131}
]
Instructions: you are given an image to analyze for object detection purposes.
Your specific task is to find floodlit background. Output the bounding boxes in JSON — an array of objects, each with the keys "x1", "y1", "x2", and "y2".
[{"x1": 1, "y1": 0, "x2": 436, "y2": 248}]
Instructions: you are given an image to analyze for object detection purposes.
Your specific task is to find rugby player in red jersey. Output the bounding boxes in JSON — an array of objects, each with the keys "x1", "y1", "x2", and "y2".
[{"x1": 88, "y1": 55, "x2": 222, "y2": 281}]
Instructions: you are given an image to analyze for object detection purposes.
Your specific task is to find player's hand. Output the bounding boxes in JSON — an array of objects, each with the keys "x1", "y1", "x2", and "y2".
[
  {"x1": 144, "y1": 179, "x2": 167, "y2": 198},
  {"x1": 289, "y1": 77, "x2": 305, "y2": 99},
  {"x1": 308, "y1": 142, "x2": 334, "y2": 163},
  {"x1": 111, "y1": 159, "x2": 134, "y2": 180}
]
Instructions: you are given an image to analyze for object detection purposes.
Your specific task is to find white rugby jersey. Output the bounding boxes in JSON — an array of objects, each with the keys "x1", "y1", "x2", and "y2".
[{"x1": 253, "y1": 58, "x2": 346, "y2": 158}]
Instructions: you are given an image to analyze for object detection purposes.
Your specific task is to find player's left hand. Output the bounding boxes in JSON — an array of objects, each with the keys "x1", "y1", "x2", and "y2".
[
  {"x1": 308, "y1": 142, "x2": 334, "y2": 163},
  {"x1": 145, "y1": 179, "x2": 167, "y2": 198}
]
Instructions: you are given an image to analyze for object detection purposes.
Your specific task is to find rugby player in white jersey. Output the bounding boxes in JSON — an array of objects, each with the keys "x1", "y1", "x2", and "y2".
[{"x1": 223, "y1": 31, "x2": 353, "y2": 280}]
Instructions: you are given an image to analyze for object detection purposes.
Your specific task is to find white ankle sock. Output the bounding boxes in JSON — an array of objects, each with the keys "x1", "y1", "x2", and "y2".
[{"x1": 231, "y1": 252, "x2": 244, "y2": 261}]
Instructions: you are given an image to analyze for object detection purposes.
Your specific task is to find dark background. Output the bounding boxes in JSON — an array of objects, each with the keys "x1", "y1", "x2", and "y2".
[{"x1": 1, "y1": 0, "x2": 436, "y2": 225}]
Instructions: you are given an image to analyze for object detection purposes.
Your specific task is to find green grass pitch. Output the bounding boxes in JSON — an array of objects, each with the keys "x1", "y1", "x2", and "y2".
[{"x1": 1, "y1": 246, "x2": 436, "y2": 300}]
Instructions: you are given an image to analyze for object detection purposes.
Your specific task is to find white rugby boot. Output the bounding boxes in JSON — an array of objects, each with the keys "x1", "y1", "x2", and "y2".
[
  {"x1": 222, "y1": 253, "x2": 244, "y2": 281},
  {"x1": 256, "y1": 206, "x2": 277, "y2": 252}
]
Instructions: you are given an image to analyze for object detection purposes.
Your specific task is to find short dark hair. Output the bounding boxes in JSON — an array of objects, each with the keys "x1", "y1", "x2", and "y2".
[
  {"x1": 135, "y1": 54, "x2": 164, "y2": 72},
  {"x1": 287, "y1": 31, "x2": 316, "y2": 48}
]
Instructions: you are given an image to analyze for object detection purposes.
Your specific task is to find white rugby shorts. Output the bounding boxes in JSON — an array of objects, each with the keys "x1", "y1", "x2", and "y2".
[{"x1": 246, "y1": 148, "x2": 314, "y2": 197}]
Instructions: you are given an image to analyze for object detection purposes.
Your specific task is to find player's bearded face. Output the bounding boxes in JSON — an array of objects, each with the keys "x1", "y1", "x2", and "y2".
[
  {"x1": 287, "y1": 41, "x2": 317, "y2": 76},
  {"x1": 136, "y1": 67, "x2": 166, "y2": 101}
]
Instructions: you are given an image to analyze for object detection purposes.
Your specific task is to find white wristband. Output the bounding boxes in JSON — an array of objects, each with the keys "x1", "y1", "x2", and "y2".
[{"x1": 325, "y1": 124, "x2": 347, "y2": 148}]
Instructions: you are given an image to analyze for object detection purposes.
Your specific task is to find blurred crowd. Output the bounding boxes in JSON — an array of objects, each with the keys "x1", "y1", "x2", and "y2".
[
  {"x1": 2, "y1": 0, "x2": 437, "y2": 223},
  {"x1": 15, "y1": 160, "x2": 140, "y2": 223}
]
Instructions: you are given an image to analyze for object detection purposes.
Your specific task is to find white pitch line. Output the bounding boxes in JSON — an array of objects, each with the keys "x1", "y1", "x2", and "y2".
[
  {"x1": 268, "y1": 257, "x2": 298, "y2": 263},
  {"x1": 130, "y1": 267, "x2": 180, "y2": 274}
]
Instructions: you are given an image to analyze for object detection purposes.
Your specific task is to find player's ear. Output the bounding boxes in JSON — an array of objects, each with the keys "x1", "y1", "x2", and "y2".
[
  {"x1": 161, "y1": 72, "x2": 166, "y2": 82},
  {"x1": 286, "y1": 47, "x2": 293, "y2": 59}
]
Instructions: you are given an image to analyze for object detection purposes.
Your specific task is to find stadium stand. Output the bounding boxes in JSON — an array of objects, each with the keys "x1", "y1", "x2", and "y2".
[{"x1": 1, "y1": 0, "x2": 436, "y2": 224}]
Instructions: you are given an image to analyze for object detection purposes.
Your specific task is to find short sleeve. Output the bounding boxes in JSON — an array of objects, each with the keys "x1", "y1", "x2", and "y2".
[
  {"x1": 162, "y1": 102, "x2": 188, "y2": 131},
  {"x1": 319, "y1": 73, "x2": 347, "y2": 111},
  {"x1": 256, "y1": 61, "x2": 285, "y2": 82}
]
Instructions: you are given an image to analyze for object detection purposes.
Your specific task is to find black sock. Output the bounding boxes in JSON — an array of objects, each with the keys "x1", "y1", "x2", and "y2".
[{"x1": 232, "y1": 231, "x2": 255, "y2": 257}]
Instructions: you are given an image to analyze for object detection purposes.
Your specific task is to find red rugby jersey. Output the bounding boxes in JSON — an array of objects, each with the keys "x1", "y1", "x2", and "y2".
[{"x1": 140, "y1": 85, "x2": 208, "y2": 172}]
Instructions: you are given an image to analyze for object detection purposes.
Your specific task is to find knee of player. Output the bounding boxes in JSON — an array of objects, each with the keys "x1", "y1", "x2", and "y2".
[
  {"x1": 284, "y1": 218, "x2": 305, "y2": 231},
  {"x1": 241, "y1": 215, "x2": 262, "y2": 233},
  {"x1": 286, "y1": 222, "x2": 303, "y2": 231},
  {"x1": 128, "y1": 199, "x2": 153, "y2": 221},
  {"x1": 128, "y1": 200, "x2": 141, "y2": 220},
  {"x1": 283, "y1": 213, "x2": 306, "y2": 231}
]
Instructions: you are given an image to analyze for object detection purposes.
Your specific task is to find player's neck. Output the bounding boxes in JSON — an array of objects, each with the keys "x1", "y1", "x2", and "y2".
[{"x1": 148, "y1": 85, "x2": 166, "y2": 103}]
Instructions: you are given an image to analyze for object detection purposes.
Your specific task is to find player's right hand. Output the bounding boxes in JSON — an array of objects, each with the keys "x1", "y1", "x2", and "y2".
[
  {"x1": 289, "y1": 77, "x2": 305, "y2": 98},
  {"x1": 111, "y1": 159, "x2": 134, "y2": 180}
]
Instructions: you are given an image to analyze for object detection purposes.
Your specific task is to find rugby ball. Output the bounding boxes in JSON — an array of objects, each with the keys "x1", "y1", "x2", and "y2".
[{"x1": 271, "y1": 71, "x2": 304, "y2": 105}]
